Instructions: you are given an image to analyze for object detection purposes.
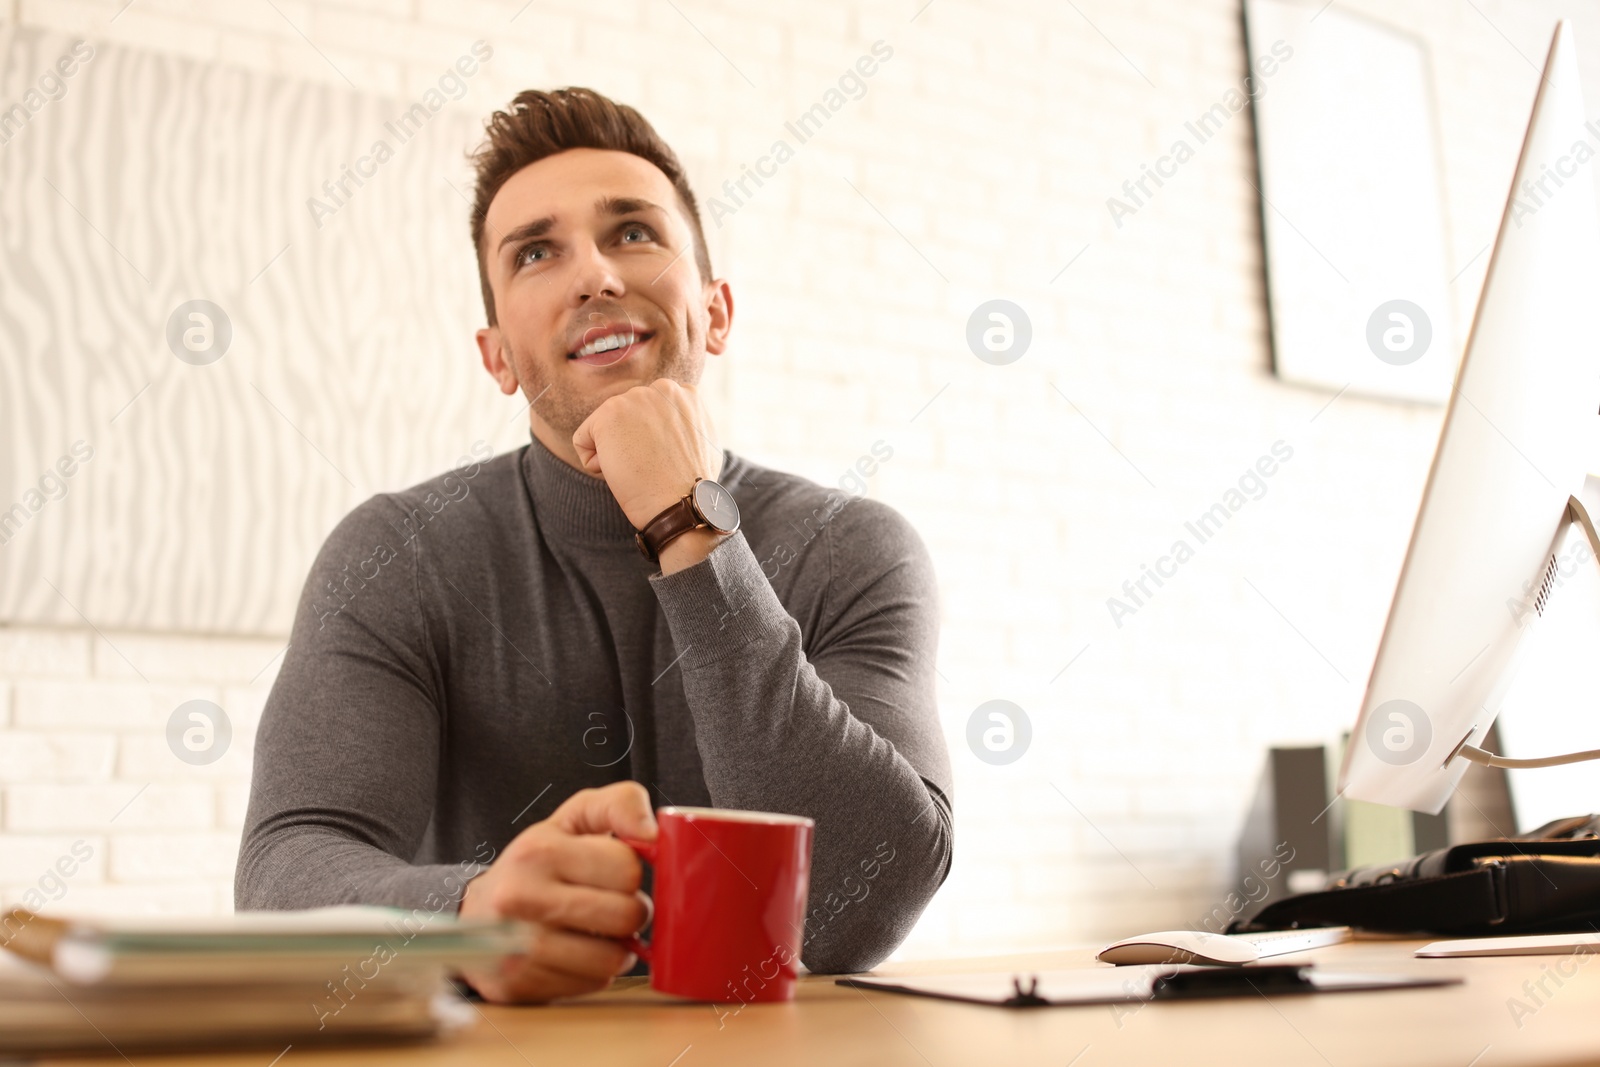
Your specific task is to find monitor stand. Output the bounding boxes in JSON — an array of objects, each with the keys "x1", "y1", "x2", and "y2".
[{"x1": 1449, "y1": 480, "x2": 1600, "y2": 771}]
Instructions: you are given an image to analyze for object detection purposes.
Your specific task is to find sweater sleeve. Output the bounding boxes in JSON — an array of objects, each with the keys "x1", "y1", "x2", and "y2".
[
  {"x1": 234, "y1": 496, "x2": 486, "y2": 913},
  {"x1": 649, "y1": 496, "x2": 953, "y2": 973}
]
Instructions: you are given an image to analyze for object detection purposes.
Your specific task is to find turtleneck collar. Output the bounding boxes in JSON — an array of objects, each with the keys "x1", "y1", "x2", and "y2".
[
  {"x1": 518, "y1": 430, "x2": 747, "y2": 547},
  {"x1": 519, "y1": 431, "x2": 638, "y2": 544}
]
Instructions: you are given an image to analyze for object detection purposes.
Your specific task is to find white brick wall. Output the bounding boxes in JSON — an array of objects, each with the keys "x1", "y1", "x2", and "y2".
[
  {"x1": 0, "y1": 627, "x2": 277, "y2": 915},
  {"x1": 3, "y1": 0, "x2": 1593, "y2": 960}
]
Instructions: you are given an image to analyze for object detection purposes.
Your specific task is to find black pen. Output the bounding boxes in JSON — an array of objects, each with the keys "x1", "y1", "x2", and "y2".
[{"x1": 1151, "y1": 965, "x2": 1315, "y2": 999}]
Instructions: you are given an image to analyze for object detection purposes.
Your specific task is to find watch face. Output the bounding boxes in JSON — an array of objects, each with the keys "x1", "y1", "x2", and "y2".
[{"x1": 692, "y1": 479, "x2": 741, "y2": 534}]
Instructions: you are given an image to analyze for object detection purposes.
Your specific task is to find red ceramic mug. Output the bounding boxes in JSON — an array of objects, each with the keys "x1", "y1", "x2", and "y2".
[{"x1": 620, "y1": 806, "x2": 814, "y2": 1003}]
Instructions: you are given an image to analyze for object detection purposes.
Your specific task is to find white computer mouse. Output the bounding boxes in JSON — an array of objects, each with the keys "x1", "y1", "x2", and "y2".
[{"x1": 1096, "y1": 929, "x2": 1261, "y2": 966}]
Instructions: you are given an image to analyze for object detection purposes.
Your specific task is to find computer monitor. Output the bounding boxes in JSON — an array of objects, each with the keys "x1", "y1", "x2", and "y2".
[{"x1": 1339, "y1": 20, "x2": 1600, "y2": 814}]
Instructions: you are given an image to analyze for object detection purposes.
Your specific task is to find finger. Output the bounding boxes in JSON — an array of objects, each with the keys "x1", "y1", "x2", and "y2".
[
  {"x1": 634, "y1": 889, "x2": 653, "y2": 934},
  {"x1": 462, "y1": 961, "x2": 605, "y2": 1005},
  {"x1": 461, "y1": 933, "x2": 632, "y2": 1003},
  {"x1": 546, "y1": 882, "x2": 649, "y2": 936},
  {"x1": 490, "y1": 872, "x2": 648, "y2": 934},
  {"x1": 500, "y1": 829, "x2": 644, "y2": 894},
  {"x1": 571, "y1": 412, "x2": 598, "y2": 463},
  {"x1": 550, "y1": 835, "x2": 648, "y2": 894},
  {"x1": 551, "y1": 781, "x2": 657, "y2": 840},
  {"x1": 517, "y1": 924, "x2": 636, "y2": 983}
]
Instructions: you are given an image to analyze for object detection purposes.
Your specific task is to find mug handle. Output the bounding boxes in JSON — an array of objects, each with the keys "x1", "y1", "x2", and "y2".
[{"x1": 617, "y1": 836, "x2": 657, "y2": 962}]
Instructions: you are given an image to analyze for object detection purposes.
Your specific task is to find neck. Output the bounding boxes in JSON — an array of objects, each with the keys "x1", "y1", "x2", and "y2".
[
  {"x1": 520, "y1": 429, "x2": 639, "y2": 544},
  {"x1": 529, "y1": 417, "x2": 597, "y2": 477}
]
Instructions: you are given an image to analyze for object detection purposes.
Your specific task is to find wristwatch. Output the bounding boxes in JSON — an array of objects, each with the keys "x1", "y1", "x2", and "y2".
[{"x1": 634, "y1": 478, "x2": 741, "y2": 562}]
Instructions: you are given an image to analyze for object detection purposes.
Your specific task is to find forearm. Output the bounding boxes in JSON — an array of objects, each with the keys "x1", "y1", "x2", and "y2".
[
  {"x1": 235, "y1": 495, "x2": 469, "y2": 916},
  {"x1": 236, "y1": 821, "x2": 488, "y2": 915},
  {"x1": 686, "y1": 621, "x2": 950, "y2": 971},
  {"x1": 652, "y1": 532, "x2": 952, "y2": 972}
]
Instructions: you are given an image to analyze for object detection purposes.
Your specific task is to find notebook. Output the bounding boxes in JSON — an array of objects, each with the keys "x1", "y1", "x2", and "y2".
[
  {"x1": 839, "y1": 963, "x2": 1460, "y2": 1006},
  {"x1": 0, "y1": 906, "x2": 527, "y2": 1053}
]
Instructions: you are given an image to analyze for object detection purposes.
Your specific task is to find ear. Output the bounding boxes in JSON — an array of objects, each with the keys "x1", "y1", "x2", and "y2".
[
  {"x1": 477, "y1": 325, "x2": 520, "y2": 395},
  {"x1": 703, "y1": 279, "x2": 734, "y2": 356}
]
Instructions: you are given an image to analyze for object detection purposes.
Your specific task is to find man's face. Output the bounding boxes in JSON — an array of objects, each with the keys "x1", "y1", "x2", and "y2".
[{"x1": 476, "y1": 148, "x2": 731, "y2": 440}]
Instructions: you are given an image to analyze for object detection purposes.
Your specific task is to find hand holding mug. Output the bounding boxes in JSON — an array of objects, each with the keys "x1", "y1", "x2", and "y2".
[{"x1": 457, "y1": 781, "x2": 655, "y2": 1004}]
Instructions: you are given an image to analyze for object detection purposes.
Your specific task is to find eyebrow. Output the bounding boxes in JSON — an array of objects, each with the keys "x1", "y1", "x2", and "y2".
[{"x1": 496, "y1": 196, "x2": 667, "y2": 257}]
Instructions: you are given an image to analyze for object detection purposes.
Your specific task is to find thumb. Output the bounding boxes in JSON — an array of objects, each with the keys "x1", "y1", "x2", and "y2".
[
  {"x1": 571, "y1": 431, "x2": 603, "y2": 476},
  {"x1": 553, "y1": 781, "x2": 658, "y2": 840},
  {"x1": 572, "y1": 411, "x2": 599, "y2": 465}
]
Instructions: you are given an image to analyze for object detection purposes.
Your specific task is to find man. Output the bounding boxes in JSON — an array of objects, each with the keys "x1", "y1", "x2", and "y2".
[{"x1": 236, "y1": 87, "x2": 952, "y2": 1003}]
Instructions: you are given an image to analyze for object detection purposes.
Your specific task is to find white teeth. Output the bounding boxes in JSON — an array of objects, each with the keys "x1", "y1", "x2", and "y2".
[{"x1": 576, "y1": 332, "x2": 636, "y2": 358}]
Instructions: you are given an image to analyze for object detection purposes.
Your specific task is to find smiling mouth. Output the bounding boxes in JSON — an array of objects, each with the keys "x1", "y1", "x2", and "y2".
[{"x1": 569, "y1": 329, "x2": 652, "y2": 367}]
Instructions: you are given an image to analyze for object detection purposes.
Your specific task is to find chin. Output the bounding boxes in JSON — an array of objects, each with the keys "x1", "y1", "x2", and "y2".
[
  {"x1": 559, "y1": 376, "x2": 648, "y2": 427},
  {"x1": 593, "y1": 371, "x2": 653, "y2": 394}
]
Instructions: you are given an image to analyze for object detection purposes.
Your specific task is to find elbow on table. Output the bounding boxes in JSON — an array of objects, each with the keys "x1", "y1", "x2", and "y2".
[
  {"x1": 802, "y1": 934, "x2": 902, "y2": 976},
  {"x1": 798, "y1": 886, "x2": 937, "y2": 974},
  {"x1": 232, "y1": 835, "x2": 282, "y2": 911},
  {"x1": 232, "y1": 827, "x2": 326, "y2": 911},
  {"x1": 801, "y1": 827, "x2": 954, "y2": 975}
]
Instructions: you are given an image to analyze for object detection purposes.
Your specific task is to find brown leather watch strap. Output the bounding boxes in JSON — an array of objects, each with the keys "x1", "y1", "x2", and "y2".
[{"x1": 634, "y1": 494, "x2": 702, "y2": 562}]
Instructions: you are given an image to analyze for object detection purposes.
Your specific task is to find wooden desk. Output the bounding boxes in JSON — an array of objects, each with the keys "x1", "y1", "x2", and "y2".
[{"x1": 38, "y1": 938, "x2": 1600, "y2": 1066}]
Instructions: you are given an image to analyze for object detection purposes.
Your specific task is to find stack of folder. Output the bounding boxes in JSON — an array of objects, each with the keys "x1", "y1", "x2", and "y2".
[{"x1": 0, "y1": 906, "x2": 528, "y2": 1053}]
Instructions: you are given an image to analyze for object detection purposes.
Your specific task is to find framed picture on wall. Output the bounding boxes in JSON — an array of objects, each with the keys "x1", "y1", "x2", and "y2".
[{"x1": 1245, "y1": 0, "x2": 1457, "y2": 404}]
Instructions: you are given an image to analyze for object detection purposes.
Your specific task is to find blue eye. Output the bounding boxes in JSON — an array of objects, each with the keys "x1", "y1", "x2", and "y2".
[
  {"x1": 622, "y1": 225, "x2": 651, "y2": 243},
  {"x1": 518, "y1": 244, "x2": 549, "y2": 266}
]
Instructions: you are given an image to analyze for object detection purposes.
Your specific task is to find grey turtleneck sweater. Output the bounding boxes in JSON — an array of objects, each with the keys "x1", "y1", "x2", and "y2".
[{"x1": 235, "y1": 436, "x2": 953, "y2": 973}]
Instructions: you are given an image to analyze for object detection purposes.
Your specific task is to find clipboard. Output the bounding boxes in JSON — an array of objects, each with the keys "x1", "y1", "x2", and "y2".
[{"x1": 837, "y1": 964, "x2": 1460, "y2": 1007}]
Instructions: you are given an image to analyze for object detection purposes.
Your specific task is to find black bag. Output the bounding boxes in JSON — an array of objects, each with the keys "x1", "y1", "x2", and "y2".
[{"x1": 1230, "y1": 815, "x2": 1600, "y2": 937}]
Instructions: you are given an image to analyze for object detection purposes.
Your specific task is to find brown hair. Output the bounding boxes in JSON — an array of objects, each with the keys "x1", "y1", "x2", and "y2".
[{"x1": 469, "y1": 87, "x2": 712, "y2": 326}]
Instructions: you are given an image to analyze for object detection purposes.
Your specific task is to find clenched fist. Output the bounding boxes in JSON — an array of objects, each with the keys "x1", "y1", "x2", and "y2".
[{"x1": 572, "y1": 379, "x2": 728, "y2": 573}]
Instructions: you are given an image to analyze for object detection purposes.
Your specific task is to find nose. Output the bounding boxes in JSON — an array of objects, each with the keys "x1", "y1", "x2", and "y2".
[{"x1": 568, "y1": 238, "x2": 625, "y2": 306}]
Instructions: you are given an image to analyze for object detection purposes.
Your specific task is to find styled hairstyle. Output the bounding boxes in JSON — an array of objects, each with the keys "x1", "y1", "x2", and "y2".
[{"x1": 468, "y1": 87, "x2": 712, "y2": 325}]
